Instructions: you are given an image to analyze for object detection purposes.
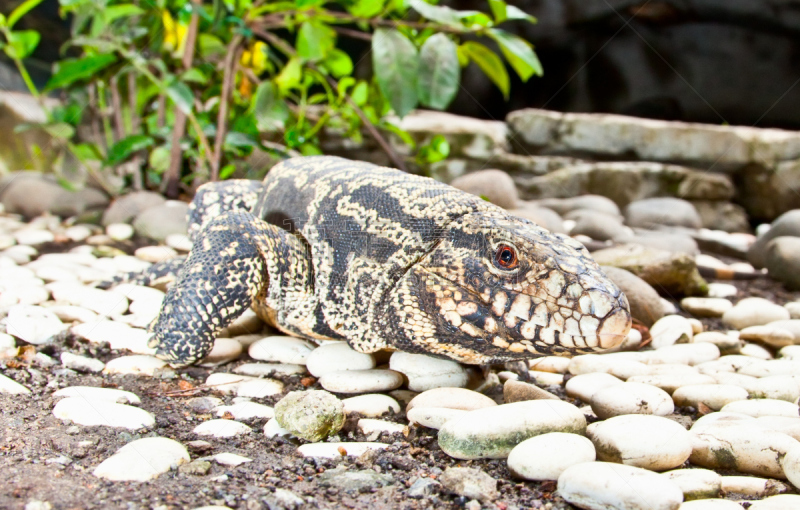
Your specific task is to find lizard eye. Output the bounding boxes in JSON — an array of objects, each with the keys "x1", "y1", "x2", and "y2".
[{"x1": 494, "y1": 244, "x2": 518, "y2": 270}]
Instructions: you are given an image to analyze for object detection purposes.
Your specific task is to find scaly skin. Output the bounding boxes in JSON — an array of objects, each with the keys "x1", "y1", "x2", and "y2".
[{"x1": 141, "y1": 156, "x2": 631, "y2": 366}]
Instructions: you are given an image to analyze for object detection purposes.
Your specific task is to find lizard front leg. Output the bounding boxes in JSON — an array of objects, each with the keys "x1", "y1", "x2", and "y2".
[{"x1": 149, "y1": 211, "x2": 316, "y2": 366}]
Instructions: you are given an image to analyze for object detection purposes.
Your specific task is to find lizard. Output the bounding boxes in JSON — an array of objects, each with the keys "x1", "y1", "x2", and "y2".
[{"x1": 127, "y1": 156, "x2": 632, "y2": 367}]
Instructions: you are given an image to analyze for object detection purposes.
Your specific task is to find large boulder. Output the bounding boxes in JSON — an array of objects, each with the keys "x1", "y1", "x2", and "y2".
[
  {"x1": 132, "y1": 201, "x2": 189, "y2": 241},
  {"x1": 747, "y1": 209, "x2": 800, "y2": 268},
  {"x1": 625, "y1": 198, "x2": 702, "y2": 230},
  {"x1": 0, "y1": 172, "x2": 108, "y2": 219},
  {"x1": 103, "y1": 191, "x2": 166, "y2": 225},
  {"x1": 765, "y1": 236, "x2": 800, "y2": 290}
]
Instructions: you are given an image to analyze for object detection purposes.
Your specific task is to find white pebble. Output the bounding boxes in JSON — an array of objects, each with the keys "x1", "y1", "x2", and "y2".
[
  {"x1": 690, "y1": 424, "x2": 799, "y2": 478},
  {"x1": 740, "y1": 325, "x2": 795, "y2": 348},
  {"x1": 558, "y1": 462, "x2": 683, "y2": 510},
  {"x1": 507, "y1": 432, "x2": 595, "y2": 481},
  {"x1": 71, "y1": 320, "x2": 155, "y2": 355},
  {"x1": 692, "y1": 331, "x2": 741, "y2": 355},
  {"x1": 678, "y1": 500, "x2": 745, "y2": 509},
  {"x1": 719, "y1": 475, "x2": 788, "y2": 497},
  {"x1": 193, "y1": 419, "x2": 251, "y2": 438},
  {"x1": 650, "y1": 315, "x2": 694, "y2": 349},
  {"x1": 200, "y1": 338, "x2": 243, "y2": 366},
  {"x1": 357, "y1": 418, "x2": 408, "y2": 436},
  {"x1": 740, "y1": 342, "x2": 774, "y2": 359},
  {"x1": 64, "y1": 225, "x2": 92, "y2": 242},
  {"x1": 6, "y1": 305, "x2": 68, "y2": 344},
  {"x1": 591, "y1": 382, "x2": 674, "y2": 419},
  {"x1": 680, "y1": 297, "x2": 733, "y2": 318},
  {"x1": 720, "y1": 399, "x2": 800, "y2": 418},
  {"x1": 740, "y1": 359, "x2": 800, "y2": 377},
  {"x1": 342, "y1": 394, "x2": 400, "y2": 417},
  {"x1": 0, "y1": 373, "x2": 30, "y2": 394},
  {"x1": 406, "y1": 387, "x2": 497, "y2": 412},
  {"x1": 305, "y1": 342, "x2": 375, "y2": 377},
  {"x1": 263, "y1": 418, "x2": 292, "y2": 438},
  {"x1": 106, "y1": 223, "x2": 134, "y2": 241},
  {"x1": 647, "y1": 343, "x2": 721, "y2": 366},
  {"x1": 569, "y1": 354, "x2": 649, "y2": 380},
  {"x1": 53, "y1": 397, "x2": 154, "y2": 429},
  {"x1": 748, "y1": 375, "x2": 800, "y2": 401},
  {"x1": 565, "y1": 373, "x2": 624, "y2": 403},
  {"x1": 672, "y1": 384, "x2": 749, "y2": 410},
  {"x1": 14, "y1": 228, "x2": 54, "y2": 245},
  {"x1": 722, "y1": 297, "x2": 790, "y2": 330},
  {"x1": 104, "y1": 355, "x2": 166, "y2": 376},
  {"x1": 215, "y1": 402, "x2": 274, "y2": 420},
  {"x1": 707, "y1": 283, "x2": 737, "y2": 298},
  {"x1": 213, "y1": 452, "x2": 252, "y2": 466},
  {"x1": 661, "y1": 468, "x2": 721, "y2": 500},
  {"x1": 233, "y1": 363, "x2": 305, "y2": 377},
  {"x1": 781, "y1": 445, "x2": 800, "y2": 491},
  {"x1": 60, "y1": 352, "x2": 105, "y2": 373},
  {"x1": 319, "y1": 369, "x2": 403, "y2": 394},
  {"x1": 53, "y1": 386, "x2": 140, "y2": 404},
  {"x1": 248, "y1": 336, "x2": 316, "y2": 364},
  {"x1": 93, "y1": 437, "x2": 188, "y2": 481},
  {"x1": 205, "y1": 373, "x2": 284, "y2": 398},
  {"x1": 626, "y1": 374, "x2": 715, "y2": 394},
  {"x1": 134, "y1": 245, "x2": 178, "y2": 263},
  {"x1": 165, "y1": 233, "x2": 193, "y2": 251},
  {"x1": 406, "y1": 407, "x2": 467, "y2": 429},
  {"x1": 48, "y1": 305, "x2": 98, "y2": 323},
  {"x1": 749, "y1": 495, "x2": 800, "y2": 509},
  {"x1": 389, "y1": 351, "x2": 468, "y2": 391}
]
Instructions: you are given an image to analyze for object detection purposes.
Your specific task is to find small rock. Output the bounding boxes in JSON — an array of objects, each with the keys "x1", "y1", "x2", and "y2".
[
  {"x1": 438, "y1": 467, "x2": 498, "y2": 502},
  {"x1": 342, "y1": 394, "x2": 401, "y2": 417},
  {"x1": 103, "y1": 191, "x2": 166, "y2": 225},
  {"x1": 165, "y1": 233, "x2": 193, "y2": 252},
  {"x1": 178, "y1": 459, "x2": 211, "y2": 476},
  {"x1": 722, "y1": 297, "x2": 791, "y2": 330},
  {"x1": 528, "y1": 356, "x2": 571, "y2": 373},
  {"x1": 200, "y1": 338, "x2": 243, "y2": 366},
  {"x1": 692, "y1": 331, "x2": 741, "y2": 355},
  {"x1": 53, "y1": 397, "x2": 154, "y2": 429},
  {"x1": 507, "y1": 432, "x2": 595, "y2": 481},
  {"x1": 739, "y1": 359, "x2": 800, "y2": 377},
  {"x1": 558, "y1": 462, "x2": 683, "y2": 510},
  {"x1": 690, "y1": 424, "x2": 799, "y2": 478},
  {"x1": 750, "y1": 495, "x2": 800, "y2": 509},
  {"x1": 357, "y1": 418, "x2": 408, "y2": 437},
  {"x1": 263, "y1": 418, "x2": 292, "y2": 438},
  {"x1": 587, "y1": 414, "x2": 693, "y2": 471},
  {"x1": 134, "y1": 245, "x2": 178, "y2": 264},
  {"x1": 212, "y1": 452, "x2": 252, "y2": 466},
  {"x1": 6, "y1": 305, "x2": 68, "y2": 344},
  {"x1": 765, "y1": 236, "x2": 800, "y2": 290},
  {"x1": 720, "y1": 475, "x2": 790, "y2": 497},
  {"x1": 569, "y1": 353, "x2": 650, "y2": 380},
  {"x1": 407, "y1": 477, "x2": 441, "y2": 498},
  {"x1": 297, "y1": 443, "x2": 388, "y2": 458},
  {"x1": 677, "y1": 499, "x2": 741, "y2": 509},
  {"x1": 601, "y1": 266, "x2": 666, "y2": 327},
  {"x1": 672, "y1": 384, "x2": 749, "y2": 410},
  {"x1": 53, "y1": 386, "x2": 140, "y2": 404},
  {"x1": 233, "y1": 363, "x2": 305, "y2": 377},
  {"x1": 214, "y1": 402, "x2": 274, "y2": 420},
  {"x1": 132, "y1": 201, "x2": 189, "y2": 242},
  {"x1": 503, "y1": 379, "x2": 560, "y2": 402},
  {"x1": 60, "y1": 352, "x2": 105, "y2": 373},
  {"x1": 707, "y1": 283, "x2": 738, "y2": 298},
  {"x1": 205, "y1": 372, "x2": 284, "y2": 397},
  {"x1": 274, "y1": 390, "x2": 344, "y2": 442},
  {"x1": 740, "y1": 342, "x2": 774, "y2": 359},
  {"x1": 319, "y1": 369, "x2": 403, "y2": 394},
  {"x1": 720, "y1": 399, "x2": 800, "y2": 418},
  {"x1": 650, "y1": 315, "x2": 694, "y2": 349},
  {"x1": 0, "y1": 373, "x2": 30, "y2": 394},
  {"x1": 104, "y1": 355, "x2": 167, "y2": 377},
  {"x1": 406, "y1": 387, "x2": 497, "y2": 412},
  {"x1": 450, "y1": 170, "x2": 518, "y2": 209},
  {"x1": 186, "y1": 397, "x2": 223, "y2": 413},
  {"x1": 248, "y1": 336, "x2": 316, "y2": 364},
  {"x1": 661, "y1": 468, "x2": 721, "y2": 500},
  {"x1": 740, "y1": 325, "x2": 796, "y2": 348},
  {"x1": 305, "y1": 342, "x2": 375, "y2": 377},
  {"x1": 565, "y1": 373, "x2": 624, "y2": 403},
  {"x1": 590, "y1": 382, "x2": 675, "y2": 419},
  {"x1": 105, "y1": 223, "x2": 134, "y2": 241},
  {"x1": 193, "y1": 419, "x2": 251, "y2": 438},
  {"x1": 626, "y1": 373, "x2": 716, "y2": 395},
  {"x1": 748, "y1": 376, "x2": 800, "y2": 402},
  {"x1": 647, "y1": 342, "x2": 721, "y2": 366},
  {"x1": 681, "y1": 297, "x2": 733, "y2": 318},
  {"x1": 406, "y1": 407, "x2": 467, "y2": 429},
  {"x1": 438, "y1": 400, "x2": 586, "y2": 459},
  {"x1": 781, "y1": 445, "x2": 800, "y2": 490},
  {"x1": 389, "y1": 351, "x2": 468, "y2": 391},
  {"x1": 14, "y1": 228, "x2": 55, "y2": 245},
  {"x1": 625, "y1": 197, "x2": 702, "y2": 229},
  {"x1": 93, "y1": 437, "x2": 189, "y2": 481}
]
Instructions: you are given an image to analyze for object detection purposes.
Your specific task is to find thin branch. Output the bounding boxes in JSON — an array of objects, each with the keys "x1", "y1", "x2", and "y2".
[
  {"x1": 252, "y1": 27, "x2": 406, "y2": 171},
  {"x1": 211, "y1": 35, "x2": 243, "y2": 181},
  {"x1": 109, "y1": 77, "x2": 125, "y2": 141},
  {"x1": 332, "y1": 26, "x2": 373, "y2": 41},
  {"x1": 128, "y1": 73, "x2": 143, "y2": 191}
]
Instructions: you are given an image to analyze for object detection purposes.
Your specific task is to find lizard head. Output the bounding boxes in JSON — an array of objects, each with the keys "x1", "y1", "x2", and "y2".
[{"x1": 399, "y1": 210, "x2": 631, "y2": 363}]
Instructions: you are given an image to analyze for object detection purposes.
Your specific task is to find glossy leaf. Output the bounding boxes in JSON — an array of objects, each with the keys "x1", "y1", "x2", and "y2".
[
  {"x1": 351, "y1": 81, "x2": 368, "y2": 106},
  {"x1": 297, "y1": 20, "x2": 335, "y2": 61},
  {"x1": 219, "y1": 164, "x2": 236, "y2": 179},
  {"x1": 323, "y1": 48, "x2": 353, "y2": 78},
  {"x1": 43, "y1": 122, "x2": 75, "y2": 140},
  {"x1": 180, "y1": 68, "x2": 208, "y2": 84},
  {"x1": 103, "y1": 4, "x2": 144, "y2": 23},
  {"x1": 488, "y1": 0, "x2": 506, "y2": 23},
  {"x1": 166, "y1": 81, "x2": 194, "y2": 114},
  {"x1": 417, "y1": 33, "x2": 459, "y2": 110},
  {"x1": 276, "y1": 57, "x2": 302, "y2": 92},
  {"x1": 488, "y1": 28, "x2": 542, "y2": 81},
  {"x1": 45, "y1": 54, "x2": 117, "y2": 90},
  {"x1": 252, "y1": 81, "x2": 289, "y2": 131},
  {"x1": 6, "y1": 30, "x2": 39, "y2": 59},
  {"x1": 461, "y1": 41, "x2": 509, "y2": 99},
  {"x1": 348, "y1": 0, "x2": 385, "y2": 18},
  {"x1": 506, "y1": 5, "x2": 537, "y2": 23},
  {"x1": 107, "y1": 135, "x2": 154, "y2": 165},
  {"x1": 407, "y1": 0, "x2": 461, "y2": 27},
  {"x1": 7, "y1": 0, "x2": 46, "y2": 29},
  {"x1": 372, "y1": 28, "x2": 419, "y2": 118},
  {"x1": 148, "y1": 146, "x2": 170, "y2": 174}
]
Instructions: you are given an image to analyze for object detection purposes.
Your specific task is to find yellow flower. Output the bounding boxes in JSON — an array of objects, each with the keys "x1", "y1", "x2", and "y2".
[
  {"x1": 240, "y1": 41, "x2": 270, "y2": 75},
  {"x1": 162, "y1": 10, "x2": 188, "y2": 58}
]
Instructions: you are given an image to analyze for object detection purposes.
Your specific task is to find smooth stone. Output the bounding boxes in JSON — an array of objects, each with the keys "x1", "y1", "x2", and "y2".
[
  {"x1": 721, "y1": 399, "x2": 800, "y2": 418},
  {"x1": 212, "y1": 452, "x2": 252, "y2": 467},
  {"x1": 92, "y1": 437, "x2": 189, "y2": 481},
  {"x1": 64, "y1": 225, "x2": 91, "y2": 242},
  {"x1": 690, "y1": 412, "x2": 756, "y2": 433},
  {"x1": 692, "y1": 332, "x2": 741, "y2": 356},
  {"x1": 587, "y1": 415, "x2": 692, "y2": 471},
  {"x1": 450, "y1": 169, "x2": 518, "y2": 209},
  {"x1": 647, "y1": 343, "x2": 721, "y2": 366},
  {"x1": 60, "y1": 352, "x2": 105, "y2": 373},
  {"x1": 650, "y1": 315, "x2": 694, "y2": 349},
  {"x1": 103, "y1": 190, "x2": 166, "y2": 225},
  {"x1": 672, "y1": 384, "x2": 749, "y2": 410},
  {"x1": 695, "y1": 355, "x2": 762, "y2": 375},
  {"x1": 200, "y1": 338, "x2": 243, "y2": 366},
  {"x1": 14, "y1": 228, "x2": 54, "y2": 245},
  {"x1": 406, "y1": 407, "x2": 467, "y2": 430},
  {"x1": 6, "y1": 305, "x2": 68, "y2": 344},
  {"x1": 219, "y1": 309, "x2": 263, "y2": 337},
  {"x1": 214, "y1": 402, "x2": 274, "y2": 420},
  {"x1": 707, "y1": 283, "x2": 738, "y2": 298},
  {"x1": 71, "y1": 320, "x2": 155, "y2": 354},
  {"x1": 722, "y1": 297, "x2": 790, "y2": 330},
  {"x1": 748, "y1": 375, "x2": 800, "y2": 401},
  {"x1": 507, "y1": 432, "x2": 595, "y2": 481},
  {"x1": 438, "y1": 400, "x2": 586, "y2": 459},
  {"x1": 781, "y1": 444, "x2": 800, "y2": 490},
  {"x1": 49, "y1": 283, "x2": 129, "y2": 316},
  {"x1": 205, "y1": 373, "x2": 284, "y2": 397},
  {"x1": 297, "y1": 442, "x2": 388, "y2": 458},
  {"x1": 106, "y1": 223, "x2": 134, "y2": 241},
  {"x1": 739, "y1": 360, "x2": 800, "y2": 377},
  {"x1": 764, "y1": 319, "x2": 800, "y2": 341},
  {"x1": 438, "y1": 466, "x2": 499, "y2": 502},
  {"x1": 565, "y1": 373, "x2": 624, "y2": 403},
  {"x1": 681, "y1": 297, "x2": 733, "y2": 318},
  {"x1": 626, "y1": 197, "x2": 701, "y2": 229},
  {"x1": 341, "y1": 394, "x2": 401, "y2": 417},
  {"x1": 319, "y1": 369, "x2": 403, "y2": 394},
  {"x1": 165, "y1": 233, "x2": 193, "y2": 251},
  {"x1": 405, "y1": 387, "x2": 497, "y2": 412},
  {"x1": 755, "y1": 416, "x2": 800, "y2": 442},
  {"x1": 720, "y1": 475, "x2": 790, "y2": 497},
  {"x1": 186, "y1": 397, "x2": 224, "y2": 414},
  {"x1": 528, "y1": 356, "x2": 571, "y2": 373},
  {"x1": 780, "y1": 345, "x2": 800, "y2": 360},
  {"x1": 103, "y1": 355, "x2": 166, "y2": 377},
  {"x1": 0, "y1": 373, "x2": 30, "y2": 394},
  {"x1": 601, "y1": 266, "x2": 666, "y2": 327},
  {"x1": 53, "y1": 386, "x2": 140, "y2": 404},
  {"x1": 786, "y1": 302, "x2": 800, "y2": 320},
  {"x1": 662, "y1": 468, "x2": 721, "y2": 500},
  {"x1": 389, "y1": 351, "x2": 469, "y2": 392},
  {"x1": 193, "y1": 419, "x2": 251, "y2": 438},
  {"x1": 740, "y1": 325, "x2": 796, "y2": 348},
  {"x1": 591, "y1": 382, "x2": 675, "y2": 419},
  {"x1": 305, "y1": 342, "x2": 375, "y2": 377},
  {"x1": 48, "y1": 305, "x2": 99, "y2": 324},
  {"x1": 274, "y1": 390, "x2": 345, "y2": 442},
  {"x1": 248, "y1": 336, "x2": 316, "y2": 364},
  {"x1": 749, "y1": 495, "x2": 800, "y2": 509},
  {"x1": 569, "y1": 354, "x2": 650, "y2": 380},
  {"x1": 558, "y1": 462, "x2": 684, "y2": 510},
  {"x1": 134, "y1": 245, "x2": 178, "y2": 263},
  {"x1": 263, "y1": 418, "x2": 292, "y2": 438},
  {"x1": 690, "y1": 424, "x2": 800, "y2": 478},
  {"x1": 111, "y1": 283, "x2": 165, "y2": 303},
  {"x1": 53, "y1": 397, "x2": 154, "y2": 429},
  {"x1": 530, "y1": 370, "x2": 564, "y2": 386},
  {"x1": 503, "y1": 379, "x2": 560, "y2": 402},
  {"x1": 357, "y1": 418, "x2": 408, "y2": 436},
  {"x1": 626, "y1": 374, "x2": 716, "y2": 395},
  {"x1": 233, "y1": 363, "x2": 306, "y2": 377},
  {"x1": 678, "y1": 501, "x2": 745, "y2": 509},
  {"x1": 765, "y1": 237, "x2": 800, "y2": 290}
]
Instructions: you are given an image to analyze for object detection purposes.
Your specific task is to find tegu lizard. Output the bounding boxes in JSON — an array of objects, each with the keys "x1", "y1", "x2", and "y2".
[{"x1": 133, "y1": 156, "x2": 631, "y2": 366}]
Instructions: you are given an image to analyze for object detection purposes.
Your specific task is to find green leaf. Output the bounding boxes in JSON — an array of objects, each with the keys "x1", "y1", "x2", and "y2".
[
  {"x1": 219, "y1": 164, "x2": 236, "y2": 179},
  {"x1": 251, "y1": 81, "x2": 289, "y2": 131},
  {"x1": 322, "y1": 48, "x2": 353, "y2": 78},
  {"x1": 337, "y1": 76, "x2": 356, "y2": 97},
  {"x1": 7, "y1": 0, "x2": 46, "y2": 29},
  {"x1": 166, "y1": 81, "x2": 194, "y2": 114},
  {"x1": 45, "y1": 54, "x2": 116, "y2": 90},
  {"x1": 348, "y1": 0, "x2": 384, "y2": 17},
  {"x1": 296, "y1": 20, "x2": 335, "y2": 61},
  {"x1": 107, "y1": 134, "x2": 154, "y2": 165},
  {"x1": 461, "y1": 41, "x2": 509, "y2": 99},
  {"x1": 488, "y1": 28, "x2": 542, "y2": 81},
  {"x1": 198, "y1": 33, "x2": 225, "y2": 58},
  {"x1": 459, "y1": 11, "x2": 493, "y2": 28},
  {"x1": 148, "y1": 146, "x2": 170, "y2": 173},
  {"x1": 224, "y1": 131, "x2": 258, "y2": 148},
  {"x1": 6, "y1": 30, "x2": 39, "y2": 59},
  {"x1": 276, "y1": 57, "x2": 302, "y2": 92},
  {"x1": 351, "y1": 81, "x2": 368, "y2": 106},
  {"x1": 43, "y1": 122, "x2": 75, "y2": 140},
  {"x1": 506, "y1": 5, "x2": 537, "y2": 23},
  {"x1": 372, "y1": 28, "x2": 419, "y2": 118},
  {"x1": 407, "y1": 0, "x2": 461, "y2": 27},
  {"x1": 417, "y1": 33, "x2": 459, "y2": 110},
  {"x1": 488, "y1": 0, "x2": 506, "y2": 23},
  {"x1": 0, "y1": 13, "x2": 6, "y2": 27},
  {"x1": 70, "y1": 142, "x2": 102, "y2": 161},
  {"x1": 180, "y1": 68, "x2": 208, "y2": 84},
  {"x1": 104, "y1": 4, "x2": 144, "y2": 23}
]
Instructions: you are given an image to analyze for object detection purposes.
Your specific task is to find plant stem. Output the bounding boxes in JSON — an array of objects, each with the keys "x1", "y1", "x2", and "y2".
[
  {"x1": 252, "y1": 27, "x2": 406, "y2": 171},
  {"x1": 211, "y1": 34, "x2": 242, "y2": 181},
  {"x1": 110, "y1": 77, "x2": 125, "y2": 141},
  {"x1": 96, "y1": 82, "x2": 114, "y2": 150}
]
